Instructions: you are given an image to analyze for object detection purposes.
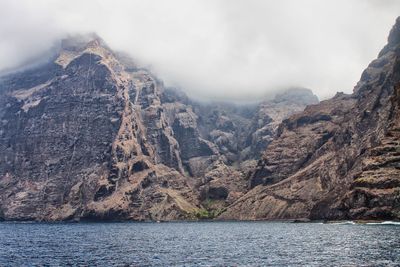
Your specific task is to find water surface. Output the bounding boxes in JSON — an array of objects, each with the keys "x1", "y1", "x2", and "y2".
[{"x1": 0, "y1": 221, "x2": 399, "y2": 266}]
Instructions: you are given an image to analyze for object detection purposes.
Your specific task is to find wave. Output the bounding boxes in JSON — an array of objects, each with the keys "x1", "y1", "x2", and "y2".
[
  {"x1": 327, "y1": 221, "x2": 356, "y2": 225},
  {"x1": 366, "y1": 221, "x2": 400, "y2": 226}
]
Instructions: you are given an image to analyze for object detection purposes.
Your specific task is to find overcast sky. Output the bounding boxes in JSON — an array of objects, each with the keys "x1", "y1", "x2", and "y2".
[{"x1": 0, "y1": 0, "x2": 399, "y2": 101}]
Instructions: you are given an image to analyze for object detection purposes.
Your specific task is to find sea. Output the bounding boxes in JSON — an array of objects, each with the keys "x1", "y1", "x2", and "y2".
[{"x1": 0, "y1": 221, "x2": 399, "y2": 266}]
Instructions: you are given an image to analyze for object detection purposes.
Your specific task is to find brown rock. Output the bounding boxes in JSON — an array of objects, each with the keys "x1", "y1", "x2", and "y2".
[{"x1": 220, "y1": 17, "x2": 400, "y2": 221}]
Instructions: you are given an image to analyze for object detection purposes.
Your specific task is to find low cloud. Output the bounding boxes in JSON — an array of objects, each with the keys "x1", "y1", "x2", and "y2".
[{"x1": 0, "y1": 0, "x2": 398, "y2": 100}]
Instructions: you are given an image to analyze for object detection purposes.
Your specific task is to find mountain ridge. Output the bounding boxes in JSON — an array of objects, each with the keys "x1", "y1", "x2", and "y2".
[
  {"x1": 0, "y1": 33, "x2": 318, "y2": 221},
  {"x1": 1, "y1": 17, "x2": 399, "y2": 222},
  {"x1": 220, "y1": 17, "x2": 400, "y2": 221}
]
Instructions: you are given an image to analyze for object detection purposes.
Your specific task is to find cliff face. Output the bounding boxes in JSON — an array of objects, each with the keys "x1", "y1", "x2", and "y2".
[
  {"x1": 2, "y1": 17, "x2": 397, "y2": 222},
  {"x1": 0, "y1": 35, "x2": 315, "y2": 221},
  {"x1": 0, "y1": 37, "x2": 201, "y2": 221},
  {"x1": 220, "y1": 17, "x2": 400, "y2": 221}
]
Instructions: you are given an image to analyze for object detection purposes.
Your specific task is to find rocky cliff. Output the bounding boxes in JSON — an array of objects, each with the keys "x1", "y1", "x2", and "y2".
[
  {"x1": 220, "y1": 17, "x2": 400, "y2": 221},
  {"x1": 2, "y1": 16, "x2": 397, "y2": 222},
  {"x1": 0, "y1": 34, "x2": 316, "y2": 221},
  {"x1": 0, "y1": 36, "x2": 200, "y2": 221}
]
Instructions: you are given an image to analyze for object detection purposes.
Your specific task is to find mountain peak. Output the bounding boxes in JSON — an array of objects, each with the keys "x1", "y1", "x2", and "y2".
[
  {"x1": 388, "y1": 16, "x2": 400, "y2": 47},
  {"x1": 272, "y1": 87, "x2": 319, "y2": 105},
  {"x1": 60, "y1": 33, "x2": 106, "y2": 52},
  {"x1": 55, "y1": 33, "x2": 113, "y2": 68},
  {"x1": 378, "y1": 16, "x2": 400, "y2": 57}
]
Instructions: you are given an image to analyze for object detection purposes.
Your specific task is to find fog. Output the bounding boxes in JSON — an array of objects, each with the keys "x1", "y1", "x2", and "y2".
[{"x1": 0, "y1": 0, "x2": 399, "y2": 101}]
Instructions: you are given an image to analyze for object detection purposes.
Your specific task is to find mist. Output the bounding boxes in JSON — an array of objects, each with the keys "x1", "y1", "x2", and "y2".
[{"x1": 0, "y1": 0, "x2": 399, "y2": 101}]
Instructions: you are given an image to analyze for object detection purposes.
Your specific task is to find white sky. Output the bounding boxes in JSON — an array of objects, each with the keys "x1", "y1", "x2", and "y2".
[{"x1": 0, "y1": 0, "x2": 399, "y2": 101}]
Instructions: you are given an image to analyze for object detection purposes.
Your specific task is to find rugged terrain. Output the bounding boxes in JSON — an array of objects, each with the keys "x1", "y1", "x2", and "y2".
[
  {"x1": 221, "y1": 17, "x2": 400, "y2": 221},
  {"x1": 1, "y1": 17, "x2": 399, "y2": 222},
  {"x1": 0, "y1": 34, "x2": 317, "y2": 221}
]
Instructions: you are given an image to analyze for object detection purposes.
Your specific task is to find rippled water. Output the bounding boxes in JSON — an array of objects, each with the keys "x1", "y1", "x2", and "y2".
[{"x1": 1, "y1": 221, "x2": 399, "y2": 266}]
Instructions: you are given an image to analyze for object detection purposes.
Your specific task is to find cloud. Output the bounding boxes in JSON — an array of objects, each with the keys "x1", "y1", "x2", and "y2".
[{"x1": 0, "y1": 0, "x2": 398, "y2": 101}]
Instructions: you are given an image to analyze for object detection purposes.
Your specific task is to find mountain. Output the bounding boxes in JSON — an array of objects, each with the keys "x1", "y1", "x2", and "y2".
[
  {"x1": 0, "y1": 34, "x2": 317, "y2": 221},
  {"x1": 220, "y1": 17, "x2": 400, "y2": 221},
  {"x1": 2, "y1": 15, "x2": 398, "y2": 222}
]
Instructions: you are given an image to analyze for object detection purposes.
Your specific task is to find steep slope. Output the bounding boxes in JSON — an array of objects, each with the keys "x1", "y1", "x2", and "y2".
[
  {"x1": 220, "y1": 17, "x2": 400, "y2": 221},
  {"x1": 0, "y1": 34, "x2": 317, "y2": 221},
  {"x1": 188, "y1": 90, "x2": 318, "y2": 213},
  {"x1": 0, "y1": 35, "x2": 200, "y2": 221}
]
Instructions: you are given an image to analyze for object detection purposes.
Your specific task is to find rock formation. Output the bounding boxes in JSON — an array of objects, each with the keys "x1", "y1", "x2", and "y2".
[
  {"x1": 1, "y1": 17, "x2": 398, "y2": 222},
  {"x1": 0, "y1": 34, "x2": 315, "y2": 221},
  {"x1": 0, "y1": 36, "x2": 201, "y2": 221},
  {"x1": 220, "y1": 17, "x2": 400, "y2": 221}
]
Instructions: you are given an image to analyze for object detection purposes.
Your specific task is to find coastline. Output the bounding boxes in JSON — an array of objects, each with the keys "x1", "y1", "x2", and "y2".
[{"x1": 1, "y1": 218, "x2": 399, "y2": 225}]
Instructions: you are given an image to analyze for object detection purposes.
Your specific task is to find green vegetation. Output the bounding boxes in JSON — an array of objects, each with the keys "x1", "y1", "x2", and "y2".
[
  {"x1": 186, "y1": 199, "x2": 227, "y2": 220},
  {"x1": 192, "y1": 208, "x2": 226, "y2": 220},
  {"x1": 194, "y1": 209, "x2": 214, "y2": 219}
]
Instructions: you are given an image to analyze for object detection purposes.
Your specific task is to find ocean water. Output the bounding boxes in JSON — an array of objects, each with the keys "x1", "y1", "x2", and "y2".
[{"x1": 0, "y1": 221, "x2": 399, "y2": 266}]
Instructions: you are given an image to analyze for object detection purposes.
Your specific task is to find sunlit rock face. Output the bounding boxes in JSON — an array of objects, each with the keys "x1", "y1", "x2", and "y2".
[
  {"x1": 0, "y1": 34, "x2": 316, "y2": 221},
  {"x1": 220, "y1": 17, "x2": 400, "y2": 221}
]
